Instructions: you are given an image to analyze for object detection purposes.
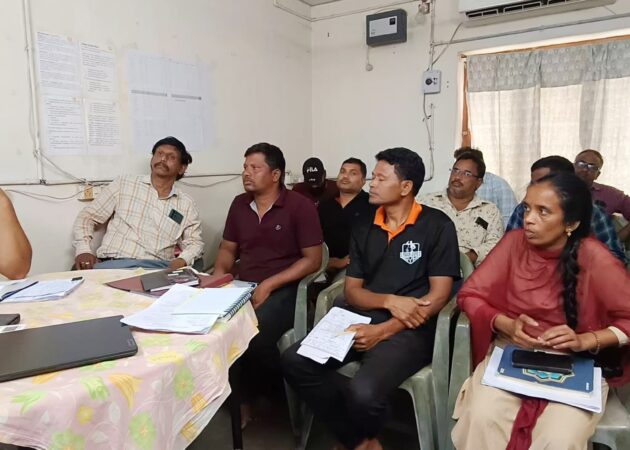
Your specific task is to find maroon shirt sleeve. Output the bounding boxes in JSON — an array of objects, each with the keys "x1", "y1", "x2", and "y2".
[
  {"x1": 222, "y1": 197, "x2": 240, "y2": 243},
  {"x1": 293, "y1": 195, "x2": 324, "y2": 249},
  {"x1": 616, "y1": 190, "x2": 630, "y2": 222}
]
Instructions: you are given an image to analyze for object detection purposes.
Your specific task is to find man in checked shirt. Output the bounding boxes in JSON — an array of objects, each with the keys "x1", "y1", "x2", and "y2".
[{"x1": 72, "y1": 136, "x2": 204, "y2": 270}]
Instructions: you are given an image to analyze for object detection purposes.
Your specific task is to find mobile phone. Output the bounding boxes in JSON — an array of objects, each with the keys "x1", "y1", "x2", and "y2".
[
  {"x1": 512, "y1": 349, "x2": 574, "y2": 374},
  {"x1": 0, "y1": 314, "x2": 20, "y2": 326}
]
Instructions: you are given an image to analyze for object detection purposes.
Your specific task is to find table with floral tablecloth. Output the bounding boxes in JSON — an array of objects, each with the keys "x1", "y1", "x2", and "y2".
[{"x1": 0, "y1": 269, "x2": 258, "y2": 450}]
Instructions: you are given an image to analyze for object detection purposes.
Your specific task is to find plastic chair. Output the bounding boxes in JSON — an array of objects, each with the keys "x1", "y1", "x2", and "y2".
[
  {"x1": 459, "y1": 251, "x2": 474, "y2": 281},
  {"x1": 277, "y1": 243, "x2": 329, "y2": 437},
  {"x1": 445, "y1": 312, "x2": 630, "y2": 450},
  {"x1": 293, "y1": 278, "x2": 457, "y2": 450},
  {"x1": 277, "y1": 243, "x2": 329, "y2": 352}
]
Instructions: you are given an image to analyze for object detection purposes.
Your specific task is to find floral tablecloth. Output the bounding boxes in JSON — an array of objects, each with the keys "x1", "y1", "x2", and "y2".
[{"x1": 0, "y1": 269, "x2": 258, "y2": 450}]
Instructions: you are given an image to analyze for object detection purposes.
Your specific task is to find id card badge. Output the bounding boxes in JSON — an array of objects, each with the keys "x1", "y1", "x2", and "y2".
[
  {"x1": 168, "y1": 209, "x2": 184, "y2": 225},
  {"x1": 475, "y1": 217, "x2": 488, "y2": 230}
]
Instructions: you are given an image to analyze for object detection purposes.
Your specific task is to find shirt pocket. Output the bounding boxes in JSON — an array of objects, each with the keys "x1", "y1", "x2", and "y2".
[{"x1": 154, "y1": 208, "x2": 183, "y2": 244}]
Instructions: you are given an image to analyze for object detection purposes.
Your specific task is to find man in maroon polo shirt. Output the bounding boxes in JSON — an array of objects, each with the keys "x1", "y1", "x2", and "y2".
[
  {"x1": 574, "y1": 149, "x2": 630, "y2": 241},
  {"x1": 213, "y1": 142, "x2": 323, "y2": 422}
]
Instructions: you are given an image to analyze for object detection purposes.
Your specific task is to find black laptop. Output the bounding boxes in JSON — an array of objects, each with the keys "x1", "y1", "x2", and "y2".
[{"x1": 0, "y1": 315, "x2": 138, "y2": 382}]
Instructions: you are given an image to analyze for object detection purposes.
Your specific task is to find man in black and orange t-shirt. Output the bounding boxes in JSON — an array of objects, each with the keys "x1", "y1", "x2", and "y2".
[{"x1": 283, "y1": 148, "x2": 460, "y2": 450}]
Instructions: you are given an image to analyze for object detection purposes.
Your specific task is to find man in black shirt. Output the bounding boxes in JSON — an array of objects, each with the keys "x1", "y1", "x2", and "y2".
[
  {"x1": 318, "y1": 157, "x2": 376, "y2": 281},
  {"x1": 282, "y1": 148, "x2": 460, "y2": 450}
]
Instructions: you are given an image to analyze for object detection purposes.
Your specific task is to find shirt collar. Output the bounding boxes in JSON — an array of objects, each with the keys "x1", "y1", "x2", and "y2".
[
  {"x1": 591, "y1": 182, "x2": 602, "y2": 192},
  {"x1": 373, "y1": 201, "x2": 423, "y2": 241},
  {"x1": 143, "y1": 175, "x2": 178, "y2": 199},
  {"x1": 337, "y1": 189, "x2": 368, "y2": 205},
  {"x1": 441, "y1": 189, "x2": 485, "y2": 211},
  {"x1": 246, "y1": 184, "x2": 287, "y2": 208}
]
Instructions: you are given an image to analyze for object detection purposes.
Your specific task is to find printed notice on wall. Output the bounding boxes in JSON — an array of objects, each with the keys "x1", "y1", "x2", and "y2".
[
  {"x1": 80, "y1": 42, "x2": 116, "y2": 98},
  {"x1": 36, "y1": 32, "x2": 121, "y2": 155},
  {"x1": 37, "y1": 32, "x2": 81, "y2": 95},
  {"x1": 127, "y1": 50, "x2": 209, "y2": 153},
  {"x1": 42, "y1": 96, "x2": 86, "y2": 155},
  {"x1": 85, "y1": 100, "x2": 121, "y2": 154}
]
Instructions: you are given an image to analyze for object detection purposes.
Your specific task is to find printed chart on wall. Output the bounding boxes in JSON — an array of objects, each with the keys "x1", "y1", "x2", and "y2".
[
  {"x1": 37, "y1": 31, "x2": 122, "y2": 156},
  {"x1": 127, "y1": 50, "x2": 208, "y2": 154}
]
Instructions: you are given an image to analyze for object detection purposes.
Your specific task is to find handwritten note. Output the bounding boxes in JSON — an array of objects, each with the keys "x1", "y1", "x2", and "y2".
[{"x1": 299, "y1": 307, "x2": 371, "y2": 363}]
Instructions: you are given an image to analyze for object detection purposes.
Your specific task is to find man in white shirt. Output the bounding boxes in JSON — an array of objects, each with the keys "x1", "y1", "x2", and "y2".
[
  {"x1": 72, "y1": 136, "x2": 204, "y2": 270},
  {"x1": 454, "y1": 147, "x2": 517, "y2": 226},
  {"x1": 420, "y1": 150, "x2": 504, "y2": 267}
]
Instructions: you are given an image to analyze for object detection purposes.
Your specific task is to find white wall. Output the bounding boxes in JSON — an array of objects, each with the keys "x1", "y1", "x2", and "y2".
[
  {"x1": 311, "y1": 0, "x2": 630, "y2": 195},
  {"x1": 5, "y1": 0, "x2": 630, "y2": 275},
  {"x1": 1, "y1": 0, "x2": 313, "y2": 275}
]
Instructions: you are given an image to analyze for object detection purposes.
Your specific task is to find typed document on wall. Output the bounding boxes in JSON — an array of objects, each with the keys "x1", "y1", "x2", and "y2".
[{"x1": 36, "y1": 32, "x2": 121, "y2": 155}]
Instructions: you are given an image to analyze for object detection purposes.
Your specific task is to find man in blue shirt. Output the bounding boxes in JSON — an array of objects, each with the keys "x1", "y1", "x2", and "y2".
[{"x1": 506, "y1": 155, "x2": 626, "y2": 263}]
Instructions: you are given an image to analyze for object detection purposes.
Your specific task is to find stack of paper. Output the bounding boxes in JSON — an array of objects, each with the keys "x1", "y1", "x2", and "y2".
[
  {"x1": 173, "y1": 287, "x2": 252, "y2": 321},
  {"x1": 0, "y1": 279, "x2": 84, "y2": 303},
  {"x1": 121, "y1": 284, "x2": 253, "y2": 334},
  {"x1": 298, "y1": 307, "x2": 371, "y2": 364},
  {"x1": 482, "y1": 346, "x2": 603, "y2": 413}
]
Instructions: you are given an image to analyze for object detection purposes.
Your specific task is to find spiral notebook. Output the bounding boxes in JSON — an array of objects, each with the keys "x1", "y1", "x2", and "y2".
[{"x1": 172, "y1": 287, "x2": 253, "y2": 321}]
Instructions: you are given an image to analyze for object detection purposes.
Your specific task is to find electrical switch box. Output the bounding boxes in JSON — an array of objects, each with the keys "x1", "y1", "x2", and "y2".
[
  {"x1": 422, "y1": 70, "x2": 442, "y2": 94},
  {"x1": 366, "y1": 9, "x2": 407, "y2": 47}
]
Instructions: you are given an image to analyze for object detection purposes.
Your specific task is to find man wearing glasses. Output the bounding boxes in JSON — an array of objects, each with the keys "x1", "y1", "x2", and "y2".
[
  {"x1": 575, "y1": 149, "x2": 630, "y2": 242},
  {"x1": 506, "y1": 155, "x2": 627, "y2": 263},
  {"x1": 419, "y1": 151, "x2": 504, "y2": 267}
]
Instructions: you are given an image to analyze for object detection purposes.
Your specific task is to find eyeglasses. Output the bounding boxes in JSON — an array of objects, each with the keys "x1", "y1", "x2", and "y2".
[
  {"x1": 575, "y1": 160, "x2": 600, "y2": 172},
  {"x1": 449, "y1": 167, "x2": 479, "y2": 178}
]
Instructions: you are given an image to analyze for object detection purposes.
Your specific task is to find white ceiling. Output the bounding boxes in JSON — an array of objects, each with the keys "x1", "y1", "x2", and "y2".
[{"x1": 297, "y1": 0, "x2": 345, "y2": 6}]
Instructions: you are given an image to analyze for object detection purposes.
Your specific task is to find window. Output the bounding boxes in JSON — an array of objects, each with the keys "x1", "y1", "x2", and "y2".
[{"x1": 463, "y1": 36, "x2": 630, "y2": 196}]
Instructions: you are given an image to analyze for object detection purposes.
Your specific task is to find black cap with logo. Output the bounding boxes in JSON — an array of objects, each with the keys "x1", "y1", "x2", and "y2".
[{"x1": 302, "y1": 157, "x2": 325, "y2": 184}]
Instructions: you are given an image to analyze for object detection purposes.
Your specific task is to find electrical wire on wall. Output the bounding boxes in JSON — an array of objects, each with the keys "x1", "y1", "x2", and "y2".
[
  {"x1": 420, "y1": 0, "x2": 463, "y2": 182},
  {"x1": 12, "y1": 0, "x2": 244, "y2": 199},
  {"x1": 178, "y1": 175, "x2": 241, "y2": 189},
  {"x1": 4, "y1": 189, "x2": 85, "y2": 202}
]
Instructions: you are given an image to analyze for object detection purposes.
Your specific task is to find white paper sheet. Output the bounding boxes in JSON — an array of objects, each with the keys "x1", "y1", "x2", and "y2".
[
  {"x1": 37, "y1": 31, "x2": 80, "y2": 95},
  {"x1": 127, "y1": 50, "x2": 208, "y2": 153},
  {"x1": 173, "y1": 288, "x2": 252, "y2": 315},
  {"x1": 297, "y1": 345, "x2": 331, "y2": 364},
  {"x1": 482, "y1": 346, "x2": 603, "y2": 413},
  {"x1": 2, "y1": 279, "x2": 84, "y2": 303},
  {"x1": 85, "y1": 99, "x2": 121, "y2": 154},
  {"x1": 42, "y1": 95, "x2": 86, "y2": 155},
  {"x1": 300, "y1": 307, "x2": 371, "y2": 363},
  {"x1": 121, "y1": 284, "x2": 220, "y2": 334},
  {"x1": 36, "y1": 33, "x2": 122, "y2": 156},
  {"x1": 80, "y1": 42, "x2": 116, "y2": 97}
]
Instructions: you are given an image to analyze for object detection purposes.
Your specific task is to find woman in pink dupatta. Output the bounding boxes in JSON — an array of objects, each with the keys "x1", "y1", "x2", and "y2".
[{"x1": 452, "y1": 172, "x2": 630, "y2": 450}]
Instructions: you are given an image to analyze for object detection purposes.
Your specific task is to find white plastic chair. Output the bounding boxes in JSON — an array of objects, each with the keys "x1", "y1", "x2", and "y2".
[{"x1": 446, "y1": 311, "x2": 630, "y2": 450}]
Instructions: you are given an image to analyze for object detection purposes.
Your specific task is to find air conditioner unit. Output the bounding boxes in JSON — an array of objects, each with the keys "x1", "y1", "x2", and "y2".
[{"x1": 459, "y1": 0, "x2": 616, "y2": 26}]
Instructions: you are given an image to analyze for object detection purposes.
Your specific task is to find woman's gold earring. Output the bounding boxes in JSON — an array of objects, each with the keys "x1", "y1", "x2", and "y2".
[{"x1": 566, "y1": 229, "x2": 572, "y2": 237}]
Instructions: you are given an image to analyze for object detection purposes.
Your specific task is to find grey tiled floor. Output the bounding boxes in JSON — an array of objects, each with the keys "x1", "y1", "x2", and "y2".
[{"x1": 188, "y1": 390, "x2": 422, "y2": 450}]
